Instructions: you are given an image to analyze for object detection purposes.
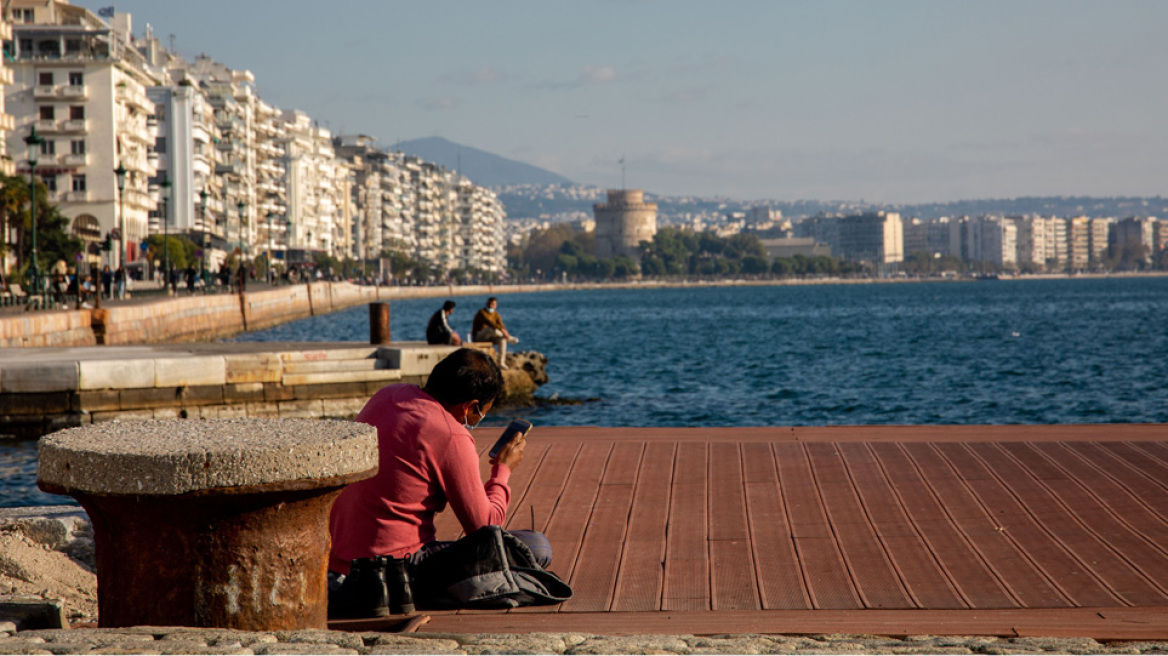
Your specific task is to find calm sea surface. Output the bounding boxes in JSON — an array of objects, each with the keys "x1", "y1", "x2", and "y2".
[{"x1": 6, "y1": 277, "x2": 1167, "y2": 506}]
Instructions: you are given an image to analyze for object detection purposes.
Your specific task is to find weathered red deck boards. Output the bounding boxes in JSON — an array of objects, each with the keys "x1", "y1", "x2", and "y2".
[{"x1": 331, "y1": 425, "x2": 1168, "y2": 638}]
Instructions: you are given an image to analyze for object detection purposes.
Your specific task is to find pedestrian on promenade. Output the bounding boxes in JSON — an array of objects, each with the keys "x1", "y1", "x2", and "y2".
[
  {"x1": 327, "y1": 348, "x2": 552, "y2": 616},
  {"x1": 425, "y1": 300, "x2": 462, "y2": 345},
  {"x1": 114, "y1": 266, "x2": 126, "y2": 300},
  {"x1": 100, "y1": 265, "x2": 113, "y2": 299},
  {"x1": 471, "y1": 297, "x2": 519, "y2": 367},
  {"x1": 235, "y1": 263, "x2": 247, "y2": 294},
  {"x1": 185, "y1": 265, "x2": 197, "y2": 294}
]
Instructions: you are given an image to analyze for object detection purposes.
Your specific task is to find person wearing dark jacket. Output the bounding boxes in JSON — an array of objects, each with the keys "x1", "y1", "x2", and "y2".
[{"x1": 426, "y1": 300, "x2": 462, "y2": 345}]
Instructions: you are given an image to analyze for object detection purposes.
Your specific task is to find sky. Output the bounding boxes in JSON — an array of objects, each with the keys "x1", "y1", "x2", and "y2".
[{"x1": 77, "y1": 0, "x2": 1168, "y2": 204}]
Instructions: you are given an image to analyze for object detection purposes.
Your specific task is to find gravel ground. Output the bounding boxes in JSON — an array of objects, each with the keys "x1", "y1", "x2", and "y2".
[{"x1": 0, "y1": 627, "x2": 1163, "y2": 655}]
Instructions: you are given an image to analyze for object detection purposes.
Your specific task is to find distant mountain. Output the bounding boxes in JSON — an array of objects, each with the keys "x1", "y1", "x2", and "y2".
[{"x1": 391, "y1": 137, "x2": 573, "y2": 188}]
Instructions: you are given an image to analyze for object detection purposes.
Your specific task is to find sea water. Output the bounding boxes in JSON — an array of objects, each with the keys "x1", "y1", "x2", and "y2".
[{"x1": 5, "y1": 277, "x2": 1167, "y2": 506}]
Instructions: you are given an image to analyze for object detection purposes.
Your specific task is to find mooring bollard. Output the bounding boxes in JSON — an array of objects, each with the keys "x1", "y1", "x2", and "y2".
[
  {"x1": 369, "y1": 301, "x2": 390, "y2": 344},
  {"x1": 37, "y1": 418, "x2": 377, "y2": 631}
]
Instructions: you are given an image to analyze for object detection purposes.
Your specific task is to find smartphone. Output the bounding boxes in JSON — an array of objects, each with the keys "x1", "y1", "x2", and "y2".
[{"x1": 489, "y1": 419, "x2": 533, "y2": 459}]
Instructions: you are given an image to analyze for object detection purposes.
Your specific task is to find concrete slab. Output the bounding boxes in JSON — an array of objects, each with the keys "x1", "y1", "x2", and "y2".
[
  {"x1": 377, "y1": 344, "x2": 461, "y2": 377},
  {"x1": 281, "y1": 369, "x2": 401, "y2": 387},
  {"x1": 224, "y1": 353, "x2": 283, "y2": 384},
  {"x1": 78, "y1": 359, "x2": 156, "y2": 390},
  {"x1": 154, "y1": 356, "x2": 227, "y2": 388},
  {"x1": 0, "y1": 362, "x2": 79, "y2": 393}
]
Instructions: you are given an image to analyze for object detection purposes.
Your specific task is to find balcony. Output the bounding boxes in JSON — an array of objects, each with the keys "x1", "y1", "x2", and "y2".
[
  {"x1": 0, "y1": 113, "x2": 13, "y2": 132},
  {"x1": 115, "y1": 85, "x2": 152, "y2": 112},
  {"x1": 60, "y1": 119, "x2": 88, "y2": 133},
  {"x1": 60, "y1": 153, "x2": 88, "y2": 167},
  {"x1": 60, "y1": 190, "x2": 91, "y2": 203},
  {"x1": 60, "y1": 85, "x2": 87, "y2": 100},
  {"x1": 34, "y1": 85, "x2": 57, "y2": 100}
]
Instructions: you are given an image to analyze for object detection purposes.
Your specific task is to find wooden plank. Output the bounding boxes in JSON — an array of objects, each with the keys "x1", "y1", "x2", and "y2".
[
  {"x1": 971, "y1": 442, "x2": 1166, "y2": 606},
  {"x1": 901, "y1": 442, "x2": 1071, "y2": 608},
  {"x1": 399, "y1": 607, "x2": 1168, "y2": 640},
  {"x1": 1063, "y1": 442, "x2": 1168, "y2": 519},
  {"x1": 508, "y1": 441, "x2": 582, "y2": 536},
  {"x1": 708, "y1": 442, "x2": 759, "y2": 610},
  {"x1": 868, "y1": 443, "x2": 1016, "y2": 609},
  {"x1": 662, "y1": 442, "x2": 708, "y2": 610},
  {"x1": 742, "y1": 442, "x2": 811, "y2": 610},
  {"x1": 1035, "y1": 442, "x2": 1168, "y2": 544},
  {"x1": 774, "y1": 442, "x2": 860, "y2": 609},
  {"x1": 934, "y1": 442, "x2": 1121, "y2": 607},
  {"x1": 997, "y1": 442, "x2": 1168, "y2": 603},
  {"x1": 1100, "y1": 442, "x2": 1168, "y2": 494},
  {"x1": 805, "y1": 442, "x2": 913, "y2": 609},
  {"x1": 512, "y1": 441, "x2": 613, "y2": 614},
  {"x1": 838, "y1": 442, "x2": 966, "y2": 609},
  {"x1": 611, "y1": 442, "x2": 675, "y2": 612},
  {"x1": 560, "y1": 442, "x2": 644, "y2": 613}
]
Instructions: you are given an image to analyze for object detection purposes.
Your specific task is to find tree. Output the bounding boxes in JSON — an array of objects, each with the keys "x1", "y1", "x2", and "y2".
[{"x1": 144, "y1": 234, "x2": 198, "y2": 271}]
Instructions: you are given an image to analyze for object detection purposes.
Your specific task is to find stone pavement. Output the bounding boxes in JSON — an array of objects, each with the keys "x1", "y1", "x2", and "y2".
[{"x1": 0, "y1": 626, "x2": 1164, "y2": 654}]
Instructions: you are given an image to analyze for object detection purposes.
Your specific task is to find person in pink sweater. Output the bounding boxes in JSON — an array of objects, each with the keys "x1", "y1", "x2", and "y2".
[{"x1": 329, "y1": 348, "x2": 550, "y2": 581}]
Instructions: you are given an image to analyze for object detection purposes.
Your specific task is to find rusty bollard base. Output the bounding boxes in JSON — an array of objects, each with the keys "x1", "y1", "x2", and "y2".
[{"x1": 37, "y1": 418, "x2": 378, "y2": 632}]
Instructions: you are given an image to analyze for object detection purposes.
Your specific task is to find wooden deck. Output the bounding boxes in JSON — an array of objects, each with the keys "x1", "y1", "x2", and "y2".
[{"x1": 331, "y1": 425, "x2": 1168, "y2": 639}]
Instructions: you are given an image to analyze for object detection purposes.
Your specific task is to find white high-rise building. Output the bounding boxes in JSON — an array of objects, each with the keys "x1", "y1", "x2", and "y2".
[{"x1": 5, "y1": 0, "x2": 159, "y2": 270}]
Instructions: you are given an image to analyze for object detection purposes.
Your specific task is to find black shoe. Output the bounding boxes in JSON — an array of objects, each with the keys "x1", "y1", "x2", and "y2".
[
  {"x1": 329, "y1": 556, "x2": 389, "y2": 619},
  {"x1": 387, "y1": 557, "x2": 415, "y2": 614}
]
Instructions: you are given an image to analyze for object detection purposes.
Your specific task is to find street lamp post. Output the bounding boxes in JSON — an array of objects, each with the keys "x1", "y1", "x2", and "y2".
[
  {"x1": 160, "y1": 173, "x2": 172, "y2": 293},
  {"x1": 199, "y1": 189, "x2": 209, "y2": 285},
  {"x1": 236, "y1": 200, "x2": 246, "y2": 256},
  {"x1": 266, "y1": 211, "x2": 274, "y2": 284},
  {"x1": 24, "y1": 126, "x2": 43, "y2": 298},
  {"x1": 114, "y1": 163, "x2": 127, "y2": 272}
]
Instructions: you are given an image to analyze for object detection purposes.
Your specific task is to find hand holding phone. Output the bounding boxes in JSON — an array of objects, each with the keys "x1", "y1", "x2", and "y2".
[{"x1": 490, "y1": 419, "x2": 533, "y2": 459}]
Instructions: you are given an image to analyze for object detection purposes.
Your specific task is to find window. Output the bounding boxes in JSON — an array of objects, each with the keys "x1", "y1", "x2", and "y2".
[
  {"x1": 19, "y1": 39, "x2": 32, "y2": 55},
  {"x1": 39, "y1": 106, "x2": 54, "y2": 120},
  {"x1": 69, "y1": 106, "x2": 84, "y2": 120},
  {"x1": 69, "y1": 72, "x2": 83, "y2": 86},
  {"x1": 65, "y1": 39, "x2": 81, "y2": 55},
  {"x1": 155, "y1": 137, "x2": 167, "y2": 154},
  {"x1": 44, "y1": 176, "x2": 57, "y2": 192},
  {"x1": 71, "y1": 140, "x2": 85, "y2": 155},
  {"x1": 38, "y1": 72, "x2": 53, "y2": 85},
  {"x1": 72, "y1": 175, "x2": 86, "y2": 192},
  {"x1": 14, "y1": 9, "x2": 33, "y2": 23},
  {"x1": 154, "y1": 105, "x2": 165, "y2": 122},
  {"x1": 40, "y1": 140, "x2": 55, "y2": 156}
]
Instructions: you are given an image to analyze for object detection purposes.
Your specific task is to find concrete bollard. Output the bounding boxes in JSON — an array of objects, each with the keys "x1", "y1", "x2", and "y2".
[
  {"x1": 37, "y1": 418, "x2": 377, "y2": 631},
  {"x1": 369, "y1": 302, "x2": 390, "y2": 344}
]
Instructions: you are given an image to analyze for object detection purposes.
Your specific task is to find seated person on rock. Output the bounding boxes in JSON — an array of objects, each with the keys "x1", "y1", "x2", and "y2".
[
  {"x1": 425, "y1": 300, "x2": 462, "y2": 346},
  {"x1": 471, "y1": 297, "x2": 519, "y2": 367},
  {"x1": 328, "y1": 348, "x2": 551, "y2": 613}
]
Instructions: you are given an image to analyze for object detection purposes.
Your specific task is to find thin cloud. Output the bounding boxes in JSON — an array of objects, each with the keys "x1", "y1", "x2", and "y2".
[
  {"x1": 579, "y1": 65, "x2": 617, "y2": 84},
  {"x1": 440, "y1": 67, "x2": 508, "y2": 86}
]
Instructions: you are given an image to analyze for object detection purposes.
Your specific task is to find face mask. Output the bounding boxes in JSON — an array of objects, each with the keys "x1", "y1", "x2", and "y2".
[
  {"x1": 464, "y1": 404, "x2": 484, "y2": 430},
  {"x1": 485, "y1": 307, "x2": 495, "y2": 313}
]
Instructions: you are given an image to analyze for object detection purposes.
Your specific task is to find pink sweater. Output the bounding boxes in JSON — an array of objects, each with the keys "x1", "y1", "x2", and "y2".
[{"x1": 328, "y1": 384, "x2": 511, "y2": 573}]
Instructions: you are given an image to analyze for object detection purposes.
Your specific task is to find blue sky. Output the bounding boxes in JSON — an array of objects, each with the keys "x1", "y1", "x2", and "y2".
[{"x1": 79, "y1": 0, "x2": 1168, "y2": 203}]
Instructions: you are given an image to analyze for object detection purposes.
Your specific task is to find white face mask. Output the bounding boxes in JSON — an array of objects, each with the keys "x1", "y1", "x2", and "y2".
[
  {"x1": 485, "y1": 307, "x2": 495, "y2": 313},
  {"x1": 464, "y1": 404, "x2": 484, "y2": 430}
]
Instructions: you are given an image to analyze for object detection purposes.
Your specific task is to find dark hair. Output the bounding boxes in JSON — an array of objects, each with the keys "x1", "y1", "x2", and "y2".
[
  {"x1": 486, "y1": 297, "x2": 498, "y2": 305},
  {"x1": 442, "y1": 300, "x2": 456, "y2": 311},
  {"x1": 423, "y1": 348, "x2": 503, "y2": 407}
]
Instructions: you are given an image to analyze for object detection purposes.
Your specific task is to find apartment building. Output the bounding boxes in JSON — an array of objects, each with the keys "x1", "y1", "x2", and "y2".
[
  {"x1": 903, "y1": 217, "x2": 953, "y2": 257},
  {"x1": 281, "y1": 110, "x2": 350, "y2": 262},
  {"x1": 1087, "y1": 217, "x2": 1110, "y2": 265},
  {"x1": 0, "y1": 15, "x2": 14, "y2": 176},
  {"x1": 1066, "y1": 216, "x2": 1090, "y2": 270},
  {"x1": 950, "y1": 215, "x2": 1016, "y2": 268},
  {"x1": 253, "y1": 99, "x2": 287, "y2": 264},
  {"x1": 837, "y1": 211, "x2": 903, "y2": 264},
  {"x1": 4, "y1": 0, "x2": 159, "y2": 269},
  {"x1": 455, "y1": 177, "x2": 505, "y2": 275},
  {"x1": 1112, "y1": 216, "x2": 1157, "y2": 263}
]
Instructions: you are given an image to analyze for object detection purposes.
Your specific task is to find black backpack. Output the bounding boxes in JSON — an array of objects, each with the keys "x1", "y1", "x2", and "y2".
[{"x1": 409, "y1": 525, "x2": 573, "y2": 609}]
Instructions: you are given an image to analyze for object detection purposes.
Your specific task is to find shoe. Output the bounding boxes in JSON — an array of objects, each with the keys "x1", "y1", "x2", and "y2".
[
  {"x1": 329, "y1": 557, "x2": 390, "y2": 619},
  {"x1": 507, "y1": 336, "x2": 519, "y2": 344}
]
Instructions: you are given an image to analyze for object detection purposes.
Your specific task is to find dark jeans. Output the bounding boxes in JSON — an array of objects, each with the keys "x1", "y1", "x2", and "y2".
[{"x1": 409, "y1": 529, "x2": 553, "y2": 570}]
